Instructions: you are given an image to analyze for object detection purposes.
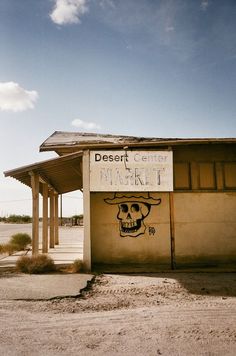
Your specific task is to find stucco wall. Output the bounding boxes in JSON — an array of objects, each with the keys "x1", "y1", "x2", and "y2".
[
  {"x1": 91, "y1": 192, "x2": 170, "y2": 265},
  {"x1": 90, "y1": 191, "x2": 236, "y2": 267},
  {"x1": 174, "y1": 192, "x2": 236, "y2": 264}
]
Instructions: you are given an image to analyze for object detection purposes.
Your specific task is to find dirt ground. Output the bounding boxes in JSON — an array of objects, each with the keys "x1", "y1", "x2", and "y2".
[{"x1": 0, "y1": 272, "x2": 236, "y2": 356}]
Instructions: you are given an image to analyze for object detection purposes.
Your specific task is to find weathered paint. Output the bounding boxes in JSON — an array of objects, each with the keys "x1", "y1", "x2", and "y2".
[
  {"x1": 174, "y1": 192, "x2": 236, "y2": 265},
  {"x1": 90, "y1": 191, "x2": 236, "y2": 268},
  {"x1": 90, "y1": 150, "x2": 173, "y2": 192},
  {"x1": 91, "y1": 192, "x2": 171, "y2": 265}
]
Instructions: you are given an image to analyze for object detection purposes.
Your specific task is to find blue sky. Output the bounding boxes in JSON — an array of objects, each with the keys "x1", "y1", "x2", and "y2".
[{"x1": 0, "y1": 0, "x2": 236, "y2": 216}]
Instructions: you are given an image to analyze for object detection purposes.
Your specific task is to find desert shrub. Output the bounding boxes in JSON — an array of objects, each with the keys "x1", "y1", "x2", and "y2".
[
  {"x1": 6, "y1": 215, "x2": 32, "y2": 223},
  {"x1": 16, "y1": 256, "x2": 31, "y2": 273},
  {"x1": 20, "y1": 215, "x2": 32, "y2": 223},
  {"x1": 72, "y1": 259, "x2": 84, "y2": 273},
  {"x1": 10, "y1": 233, "x2": 31, "y2": 251},
  {"x1": 0, "y1": 233, "x2": 31, "y2": 256},
  {"x1": 16, "y1": 254, "x2": 55, "y2": 274},
  {"x1": 1, "y1": 243, "x2": 17, "y2": 255},
  {"x1": 71, "y1": 214, "x2": 83, "y2": 226}
]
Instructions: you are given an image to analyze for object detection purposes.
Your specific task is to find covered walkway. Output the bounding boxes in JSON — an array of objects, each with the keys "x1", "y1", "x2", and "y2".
[
  {"x1": 0, "y1": 225, "x2": 83, "y2": 269},
  {"x1": 4, "y1": 151, "x2": 84, "y2": 258}
]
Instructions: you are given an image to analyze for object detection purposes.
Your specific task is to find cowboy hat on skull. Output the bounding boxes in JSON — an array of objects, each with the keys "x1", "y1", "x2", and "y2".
[{"x1": 104, "y1": 192, "x2": 161, "y2": 205}]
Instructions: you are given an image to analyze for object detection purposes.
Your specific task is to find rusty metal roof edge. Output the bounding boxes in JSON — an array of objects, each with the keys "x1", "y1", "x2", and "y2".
[
  {"x1": 39, "y1": 137, "x2": 236, "y2": 152},
  {"x1": 39, "y1": 131, "x2": 140, "y2": 151},
  {"x1": 4, "y1": 150, "x2": 83, "y2": 178},
  {"x1": 39, "y1": 131, "x2": 236, "y2": 152},
  {"x1": 39, "y1": 131, "x2": 59, "y2": 151}
]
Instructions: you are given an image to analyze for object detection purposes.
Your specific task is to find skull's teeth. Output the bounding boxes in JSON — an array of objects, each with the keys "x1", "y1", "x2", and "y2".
[{"x1": 122, "y1": 221, "x2": 137, "y2": 228}]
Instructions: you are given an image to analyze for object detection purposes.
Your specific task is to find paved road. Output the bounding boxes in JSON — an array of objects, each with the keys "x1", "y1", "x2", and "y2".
[{"x1": 0, "y1": 223, "x2": 84, "y2": 244}]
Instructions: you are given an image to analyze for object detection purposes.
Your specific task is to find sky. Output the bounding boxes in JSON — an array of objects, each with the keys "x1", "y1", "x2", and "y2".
[{"x1": 0, "y1": 0, "x2": 236, "y2": 216}]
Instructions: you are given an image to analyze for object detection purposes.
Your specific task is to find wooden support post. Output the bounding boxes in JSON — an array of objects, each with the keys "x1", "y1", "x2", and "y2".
[
  {"x1": 169, "y1": 192, "x2": 176, "y2": 270},
  {"x1": 49, "y1": 190, "x2": 55, "y2": 248},
  {"x1": 30, "y1": 172, "x2": 39, "y2": 255},
  {"x1": 83, "y1": 150, "x2": 91, "y2": 271},
  {"x1": 42, "y1": 184, "x2": 48, "y2": 253},
  {"x1": 60, "y1": 194, "x2": 63, "y2": 226},
  {"x1": 55, "y1": 193, "x2": 59, "y2": 245}
]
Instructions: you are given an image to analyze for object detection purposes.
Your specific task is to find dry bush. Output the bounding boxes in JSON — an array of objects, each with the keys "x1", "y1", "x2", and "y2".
[
  {"x1": 10, "y1": 233, "x2": 31, "y2": 251},
  {"x1": 1, "y1": 243, "x2": 17, "y2": 256},
  {"x1": 16, "y1": 254, "x2": 55, "y2": 274},
  {"x1": 72, "y1": 259, "x2": 84, "y2": 273},
  {"x1": 16, "y1": 256, "x2": 31, "y2": 273},
  {"x1": 0, "y1": 233, "x2": 31, "y2": 256}
]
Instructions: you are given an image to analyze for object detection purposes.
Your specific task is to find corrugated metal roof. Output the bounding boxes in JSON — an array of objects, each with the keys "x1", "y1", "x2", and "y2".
[
  {"x1": 4, "y1": 151, "x2": 83, "y2": 194},
  {"x1": 40, "y1": 131, "x2": 236, "y2": 154}
]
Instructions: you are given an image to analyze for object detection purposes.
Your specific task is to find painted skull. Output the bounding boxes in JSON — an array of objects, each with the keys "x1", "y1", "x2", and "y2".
[{"x1": 117, "y1": 202, "x2": 150, "y2": 237}]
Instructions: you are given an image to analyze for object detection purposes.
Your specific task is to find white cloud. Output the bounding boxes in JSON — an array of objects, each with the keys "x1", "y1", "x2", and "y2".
[
  {"x1": 50, "y1": 0, "x2": 89, "y2": 25},
  {"x1": 201, "y1": 0, "x2": 209, "y2": 11},
  {"x1": 71, "y1": 118, "x2": 101, "y2": 131},
  {"x1": 99, "y1": 0, "x2": 115, "y2": 10},
  {"x1": 165, "y1": 26, "x2": 175, "y2": 33},
  {"x1": 0, "y1": 82, "x2": 38, "y2": 112}
]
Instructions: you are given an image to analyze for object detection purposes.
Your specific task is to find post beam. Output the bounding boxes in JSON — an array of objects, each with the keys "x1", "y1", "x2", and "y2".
[
  {"x1": 42, "y1": 184, "x2": 48, "y2": 253},
  {"x1": 49, "y1": 189, "x2": 55, "y2": 248},
  {"x1": 60, "y1": 194, "x2": 63, "y2": 226},
  {"x1": 83, "y1": 150, "x2": 91, "y2": 271},
  {"x1": 55, "y1": 193, "x2": 59, "y2": 245},
  {"x1": 30, "y1": 172, "x2": 39, "y2": 255},
  {"x1": 169, "y1": 192, "x2": 176, "y2": 270}
]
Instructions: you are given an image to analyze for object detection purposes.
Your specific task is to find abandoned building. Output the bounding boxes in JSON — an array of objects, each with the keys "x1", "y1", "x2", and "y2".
[{"x1": 4, "y1": 131, "x2": 236, "y2": 271}]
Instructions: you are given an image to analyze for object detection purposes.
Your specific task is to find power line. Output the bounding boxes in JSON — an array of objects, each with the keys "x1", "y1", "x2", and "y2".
[
  {"x1": 63, "y1": 196, "x2": 83, "y2": 199},
  {"x1": 0, "y1": 199, "x2": 31, "y2": 203},
  {"x1": 0, "y1": 196, "x2": 83, "y2": 203}
]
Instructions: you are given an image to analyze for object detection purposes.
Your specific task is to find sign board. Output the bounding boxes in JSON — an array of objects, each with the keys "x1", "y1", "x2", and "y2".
[{"x1": 90, "y1": 150, "x2": 173, "y2": 192}]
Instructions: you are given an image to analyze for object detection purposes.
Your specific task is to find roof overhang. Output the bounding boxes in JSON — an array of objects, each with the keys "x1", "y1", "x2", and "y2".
[
  {"x1": 4, "y1": 151, "x2": 83, "y2": 195},
  {"x1": 40, "y1": 131, "x2": 236, "y2": 155}
]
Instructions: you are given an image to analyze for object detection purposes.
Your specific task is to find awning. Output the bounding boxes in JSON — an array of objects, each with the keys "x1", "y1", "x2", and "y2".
[{"x1": 4, "y1": 151, "x2": 83, "y2": 194}]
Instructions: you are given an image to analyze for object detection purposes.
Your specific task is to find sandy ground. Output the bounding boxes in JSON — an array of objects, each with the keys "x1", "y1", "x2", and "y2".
[{"x1": 0, "y1": 272, "x2": 236, "y2": 356}]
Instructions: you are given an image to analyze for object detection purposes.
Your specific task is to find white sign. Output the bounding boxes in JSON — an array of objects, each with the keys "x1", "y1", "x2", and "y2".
[{"x1": 90, "y1": 150, "x2": 173, "y2": 192}]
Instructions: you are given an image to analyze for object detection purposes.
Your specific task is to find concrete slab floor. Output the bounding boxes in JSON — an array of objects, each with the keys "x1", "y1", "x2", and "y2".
[
  {"x1": 0, "y1": 225, "x2": 83, "y2": 268},
  {"x1": 0, "y1": 273, "x2": 94, "y2": 300}
]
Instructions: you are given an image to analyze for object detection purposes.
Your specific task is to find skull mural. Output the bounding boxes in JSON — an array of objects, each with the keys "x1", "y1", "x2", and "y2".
[
  {"x1": 117, "y1": 202, "x2": 150, "y2": 237},
  {"x1": 104, "y1": 193, "x2": 161, "y2": 238}
]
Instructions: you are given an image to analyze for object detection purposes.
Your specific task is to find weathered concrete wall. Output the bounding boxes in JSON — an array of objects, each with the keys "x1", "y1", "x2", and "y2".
[
  {"x1": 91, "y1": 192, "x2": 170, "y2": 265},
  {"x1": 90, "y1": 144, "x2": 236, "y2": 268},
  {"x1": 174, "y1": 192, "x2": 236, "y2": 265},
  {"x1": 90, "y1": 191, "x2": 236, "y2": 267}
]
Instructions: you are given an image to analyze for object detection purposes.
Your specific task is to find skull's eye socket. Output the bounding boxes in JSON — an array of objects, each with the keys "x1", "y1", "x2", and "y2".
[
  {"x1": 131, "y1": 203, "x2": 140, "y2": 212},
  {"x1": 120, "y1": 204, "x2": 128, "y2": 213}
]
